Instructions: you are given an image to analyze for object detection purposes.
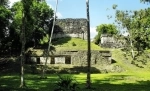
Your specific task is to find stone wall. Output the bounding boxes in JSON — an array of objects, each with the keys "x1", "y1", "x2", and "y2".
[
  {"x1": 54, "y1": 50, "x2": 112, "y2": 66},
  {"x1": 100, "y1": 34, "x2": 125, "y2": 48},
  {"x1": 29, "y1": 50, "x2": 112, "y2": 66},
  {"x1": 53, "y1": 18, "x2": 87, "y2": 39}
]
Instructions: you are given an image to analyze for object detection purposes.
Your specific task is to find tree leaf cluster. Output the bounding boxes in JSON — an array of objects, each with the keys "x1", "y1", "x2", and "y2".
[
  {"x1": 0, "y1": 0, "x2": 54, "y2": 55},
  {"x1": 94, "y1": 24, "x2": 118, "y2": 44},
  {"x1": 114, "y1": 6, "x2": 150, "y2": 56},
  {"x1": 0, "y1": 2, "x2": 11, "y2": 39}
]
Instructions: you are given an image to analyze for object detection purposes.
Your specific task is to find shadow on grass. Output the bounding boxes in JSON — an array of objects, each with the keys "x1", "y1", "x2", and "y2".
[
  {"x1": 0, "y1": 74, "x2": 150, "y2": 91},
  {"x1": 0, "y1": 74, "x2": 58, "y2": 91},
  {"x1": 69, "y1": 66, "x2": 101, "y2": 74},
  {"x1": 52, "y1": 37, "x2": 71, "y2": 46},
  {"x1": 0, "y1": 58, "x2": 20, "y2": 74}
]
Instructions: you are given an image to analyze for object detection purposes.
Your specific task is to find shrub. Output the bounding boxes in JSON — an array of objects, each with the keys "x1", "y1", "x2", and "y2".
[
  {"x1": 72, "y1": 42, "x2": 76, "y2": 46},
  {"x1": 54, "y1": 75, "x2": 79, "y2": 91}
]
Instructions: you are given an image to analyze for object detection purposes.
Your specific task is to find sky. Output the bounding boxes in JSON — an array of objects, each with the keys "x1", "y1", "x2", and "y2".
[{"x1": 9, "y1": 0, "x2": 150, "y2": 39}]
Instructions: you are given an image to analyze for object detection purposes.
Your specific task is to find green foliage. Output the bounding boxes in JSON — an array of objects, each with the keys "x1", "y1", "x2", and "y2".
[
  {"x1": 71, "y1": 42, "x2": 76, "y2": 46},
  {"x1": 39, "y1": 34, "x2": 49, "y2": 44},
  {"x1": 11, "y1": 2, "x2": 23, "y2": 35},
  {"x1": 114, "y1": 7, "x2": 150, "y2": 54},
  {"x1": 0, "y1": 0, "x2": 12, "y2": 55},
  {"x1": 94, "y1": 24, "x2": 118, "y2": 44},
  {"x1": 0, "y1": 4, "x2": 11, "y2": 39},
  {"x1": 10, "y1": 0, "x2": 53, "y2": 48},
  {"x1": 112, "y1": 4, "x2": 118, "y2": 9},
  {"x1": 140, "y1": 0, "x2": 150, "y2": 3},
  {"x1": 96, "y1": 24, "x2": 118, "y2": 34},
  {"x1": 0, "y1": 0, "x2": 9, "y2": 7},
  {"x1": 54, "y1": 75, "x2": 79, "y2": 91}
]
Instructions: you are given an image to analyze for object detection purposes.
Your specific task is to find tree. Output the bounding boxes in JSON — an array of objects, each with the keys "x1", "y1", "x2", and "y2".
[
  {"x1": 140, "y1": 0, "x2": 150, "y2": 3},
  {"x1": 131, "y1": 9, "x2": 150, "y2": 53},
  {"x1": 0, "y1": 0, "x2": 11, "y2": 39},
  {"x1": 10, "y1": 0, "x2": 54, "y2": 84},
  {"x1": 0, "y1": 0, "x2": 9, "y2": 7},
  {"x1": 112, "y1": 4, "x2": 137, "y2": 58},
  {"x1": 94, "y1": 24, "x2": 118, "y2": 44},
  {"x1": 19, "y1": 0, "x2": 34, "y2": 88},
  {"x1": 31, "y1": 0, "x2": 53, "y2": 47},
  {"x1": 0, "y1": 0, "x2": 11, "y2": 54},
  {"x1": 10, "y1": 0, "x2": 53, "y2": 48},
  {"x1": 112, "y1": 4, "x2": 150, "y2": 58}
]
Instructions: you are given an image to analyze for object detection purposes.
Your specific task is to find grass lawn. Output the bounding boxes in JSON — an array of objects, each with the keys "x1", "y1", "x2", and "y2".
[
  {"x1": 1, "y1": 37, "x2": 150, "y2": 91},
  {"x1": 1, "y1": 72, "x2": 150, "y2": 91},
  {"x1": 52, "y1": 37, "x2": 102, "y2": 51}
]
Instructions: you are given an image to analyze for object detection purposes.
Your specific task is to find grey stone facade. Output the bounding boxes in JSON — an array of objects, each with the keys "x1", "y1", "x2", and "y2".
[
  {"x1": 29, "y1": 50, "x2": 112, "y2": 66},
  {"x1": 100, "y1": 34, "x2": 125, "y2": 48},
  {"x1": 52, "y1": 18, "x2": 87, "y2": 39}
]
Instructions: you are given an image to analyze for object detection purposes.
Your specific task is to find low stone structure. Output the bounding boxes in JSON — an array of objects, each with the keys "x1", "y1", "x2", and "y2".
[
  {"x1": 100, "y1": 34, "x2": 125, "y2": 48},
  {"x1": 27, "y1": 50, "x2": 112, "y2": 67}
]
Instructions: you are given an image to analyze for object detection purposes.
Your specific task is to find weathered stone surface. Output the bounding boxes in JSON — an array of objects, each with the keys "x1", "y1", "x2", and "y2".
[
  {"x1": 29, "y1": 50, "x2": 112, "y2": 66},
  {"x1": 50, "y1": 50, "x2": 112, "y2": 66},
  {"x1": 53, "y1": 18, "x2": 87, "y2": 39},
  {"x1": 100, "y1": 34, "x2": 125, "y2": 48}
]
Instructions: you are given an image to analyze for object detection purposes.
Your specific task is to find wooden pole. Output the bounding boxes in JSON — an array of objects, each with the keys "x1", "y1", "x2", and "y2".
[
  {"x1": 86, "y1": 0, "x2": 91, "y2": 89},
  {"x1": 41, "y1": 0, "x2": 58, "y2": 78}
]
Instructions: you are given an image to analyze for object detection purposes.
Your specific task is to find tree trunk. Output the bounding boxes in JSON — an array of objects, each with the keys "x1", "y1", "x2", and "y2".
[
  {"x1": 129, "y1": 29, "x2": 134, "y2": 59},
  {"x1": 41, "y1": 0, "x2": 58, "y2": 78},
  {"x1": 20, "y1": 11, "x2": 26, "y2": 88},
  {"x1": 130, "y1": 40, "x2": 135, "y2": 58},
  {"x1": 86, "y1": 0, "x2": 91, "y2": 89}
]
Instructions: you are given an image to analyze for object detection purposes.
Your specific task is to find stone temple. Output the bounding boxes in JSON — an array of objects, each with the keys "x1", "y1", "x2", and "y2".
[
  {"x1": 27, "y1": 18, "x2": 113, "y2": 73},
  {"x1": 53, "y1": 18, "x2": 87, "y2": 40}
]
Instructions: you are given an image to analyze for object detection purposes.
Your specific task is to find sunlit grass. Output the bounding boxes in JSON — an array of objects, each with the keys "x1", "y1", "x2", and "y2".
[
  {"x1": 1, "y1": 73, "x2": 150, "y2": 91},
  {"x1": 52, "y1": 37, "x2": 102, "y2": 51}
]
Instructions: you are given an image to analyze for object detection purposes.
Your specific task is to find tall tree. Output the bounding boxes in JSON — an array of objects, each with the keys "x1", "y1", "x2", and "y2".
[
  {"x1": 112, "y1": 5, "x2": 136, "y2": 58},
  {"x1": 32, "y1": 0, "x2": 53, "y2": 46},
  {"x1": 10, "y1": 0, "x2": 53, "y2": 47},
  {"x1": 0, "y1": 0, "x2": 11, "y2": 54},
  {"x1": 10, "y1": 0, "x2": 54, "y2": 83},
  {"x1": 20, "y1": 0, "x2": 33, "y2": 88},
  {"x1": 113, "y1": 4, "x2": 150, "y2": 58},
  {"x1": 0, "y1": 0, "x2": 11, "y2": 40}
]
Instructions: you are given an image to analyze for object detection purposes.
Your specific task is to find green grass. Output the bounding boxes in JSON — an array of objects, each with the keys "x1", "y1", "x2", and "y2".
[
  {"x1": 33, "y1": 37, "x2": 103, "y2": 56},
  {"x1": 52, "y1": 37, "x2": 102, "y2": 51},
  {"x1": 2, "y1": 38, "x2": 150, "y2": 91},
  {"x1": 1, "y1": 73, "x2": 150, "y2": 91}
]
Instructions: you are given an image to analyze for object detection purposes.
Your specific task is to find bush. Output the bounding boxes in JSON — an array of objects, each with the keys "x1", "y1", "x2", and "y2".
[
  {"x1": 72, "y1": 42, "x2": 76, "y2": 46},
  {"x1": 54, "y1": 75, "x2": 79, "y2": 91}
]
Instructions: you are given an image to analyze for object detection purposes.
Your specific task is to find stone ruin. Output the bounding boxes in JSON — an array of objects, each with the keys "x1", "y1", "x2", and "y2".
[
  {"x1": 25, "y1": 18, "x2": 122, "y2": 73},
  {"x1": 52, "y1": 18, "x2": 87, "y2": 39},
  {"x1": 26, "y1": 19, "x2": 114, "y2": 67},
  {"x1": 27, "y1": 50, "x2": 112, "y2": 67},
  {"x1": 100, "y1": 34, "x2": 125, "y2": 48}
]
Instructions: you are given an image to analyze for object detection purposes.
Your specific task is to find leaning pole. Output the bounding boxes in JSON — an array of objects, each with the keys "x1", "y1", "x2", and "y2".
[
  {"x1": 86, "y1": 0, "x2": 91, "y2": 89},
  {"x1": 41, "y1": 0, "x2": 58, "y2": 78}
]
